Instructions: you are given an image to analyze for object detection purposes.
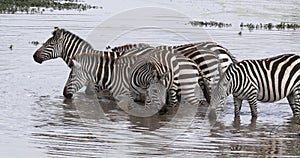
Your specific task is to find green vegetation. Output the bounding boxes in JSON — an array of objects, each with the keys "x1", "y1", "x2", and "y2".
[
  {"x1": 0, "y1": 0, "x2": 99, "y2": 14},
  {"x1": 30, "y1": 41, "x2": 39, "y2": 46},
  {"x1": 189, "y1": 21, "x2": 232, "y2": 28},
  {"x1": 189, "y1": 20, "x2": 300, "y2": 32},
  {"x1": 240, "y1": 22, "x2": 300, "y2": 31}
]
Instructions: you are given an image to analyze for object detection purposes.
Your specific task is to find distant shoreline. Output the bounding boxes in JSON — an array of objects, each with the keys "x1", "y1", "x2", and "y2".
[{"x1": 0, "y1": 0, "x2": 100, "y2": 14}]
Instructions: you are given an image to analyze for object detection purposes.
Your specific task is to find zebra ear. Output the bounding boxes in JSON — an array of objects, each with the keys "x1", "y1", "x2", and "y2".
[
  {"x1": 71, "y1": 59, "x2": 81, "y2": 69},
  {"x1": 52, "y1": 27, "x2": 59, "y2": 36},
  {"x1": 52, "y1": 28, "x2": 63, "y2": 39}
]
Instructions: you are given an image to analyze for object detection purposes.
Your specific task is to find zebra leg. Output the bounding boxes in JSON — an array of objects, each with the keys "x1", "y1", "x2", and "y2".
[
  {"x1": 287, "y1": 89, "x2": 300, "y2": 117},
  {"x1": 248, "y1": 97, "x2": 258, "y2": 118},
  {"x1": 233, "y1": 97, "x2": 243, "y2": 118},
  {"x1": 168, "y1": 88, "x2": 179, "y2": 107}
]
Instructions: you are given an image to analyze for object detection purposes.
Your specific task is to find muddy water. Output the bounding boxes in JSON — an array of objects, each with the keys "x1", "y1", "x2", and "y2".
[{"x1": 0, "y1": 0, "x2": 299, "y2": 157}]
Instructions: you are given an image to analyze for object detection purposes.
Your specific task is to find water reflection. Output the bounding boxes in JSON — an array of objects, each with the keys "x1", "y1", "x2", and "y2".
[
  {"x1": 31, "y1": 95, "x2": 102, "y2": 157},
  {"x1": 30, "y1": 92, "x2": 300, "y2": 157}
]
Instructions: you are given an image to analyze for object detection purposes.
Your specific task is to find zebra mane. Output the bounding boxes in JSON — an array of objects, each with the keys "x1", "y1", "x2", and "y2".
[
  {"x1": 110, "y1": 43, "x2": 151, "y2": 52},
  {"x1": 72, "y1": 51, "x2": 109, "y2": 60},
  {"x1": 54, "y1": 28, "x2": 94, "y2": 49}
]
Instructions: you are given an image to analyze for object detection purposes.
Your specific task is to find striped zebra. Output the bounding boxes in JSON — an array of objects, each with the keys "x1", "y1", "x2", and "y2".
[
  {"x1": 125, "y1": 47, "x2": 209, "y2": 108},
  {"x1": 156, "y1": 42, "x2": 237, "y2": 103},
  {"x1": 117, "y1": 70, "x2": 168, "y2": 117},
  {"x1": 64, "y1": 46, "x2": 209, "y2": 113},
  {"x1": 33, "y1": 27, "x2": 150, "y2": 97},
  {"x1": 63, "y1": 46, "x2": 159, "y2": 99},
  {"x1": 33, "y1": 27, "x2": 95, "y2": 66},
  {"x1": 214, "y1": 54, "x2": 300, "y2": 118}
]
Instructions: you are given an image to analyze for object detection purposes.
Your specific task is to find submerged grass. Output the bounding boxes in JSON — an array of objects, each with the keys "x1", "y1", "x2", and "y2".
[{"x1": 0, "y1": 0, "x2": 99, "y2": 14}]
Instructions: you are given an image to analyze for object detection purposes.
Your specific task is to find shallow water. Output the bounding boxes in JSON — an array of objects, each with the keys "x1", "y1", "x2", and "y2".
[{"x1": 0, "y1": 0, "x2": 300, "y2": 157}]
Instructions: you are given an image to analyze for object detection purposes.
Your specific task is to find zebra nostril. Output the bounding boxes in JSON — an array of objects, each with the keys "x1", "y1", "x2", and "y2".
[{"x1": 63, "y1": 87, "x2": 73, "y2": 98}]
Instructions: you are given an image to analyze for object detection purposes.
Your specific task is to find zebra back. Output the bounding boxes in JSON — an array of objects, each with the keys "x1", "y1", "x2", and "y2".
[
  {"x1": 157, "y1": 42, "x2": 237, "y2": 102},
  {"x1": 110, "y1": 43, "x2": 151, "y2": 54},
  {"x1": 225, "y1": 54, "x2": 300, "y2": 101}
]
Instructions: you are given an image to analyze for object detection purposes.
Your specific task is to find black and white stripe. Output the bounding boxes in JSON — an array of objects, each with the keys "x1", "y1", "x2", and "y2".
[
  {"x1": 157, "y1": 42, "x2": 237, "y2": 103},
  {"x1": 33, "y1": 28, "x2": 151, "y2": 97},
  {"x1": 127, "y1": 47, "x2": 209, "y2": 107},
  {"x1": 63, "y1": 46, "x2": 157, "y2": 99},
  {"x1": 217, "y1": 54, "x2": 300, "y2": 118},
  {"x1": 33, "y1": 27, "x2": 95, "y2": 66}
]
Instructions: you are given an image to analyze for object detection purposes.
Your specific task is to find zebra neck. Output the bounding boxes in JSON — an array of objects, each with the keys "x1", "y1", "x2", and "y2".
[
  {"x1": 95, "y1": 53, "x2": 118, "y2": 91},
  {"x1": 62, "y1": 44, "x2": 94, "y2": 67}
]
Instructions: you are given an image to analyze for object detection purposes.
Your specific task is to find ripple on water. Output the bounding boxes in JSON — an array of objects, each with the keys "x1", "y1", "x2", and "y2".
[{"x1": 26, "y1": 91, "x2": 300, "y2": 157}]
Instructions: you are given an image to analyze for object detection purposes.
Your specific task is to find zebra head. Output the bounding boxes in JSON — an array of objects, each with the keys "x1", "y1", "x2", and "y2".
[
  {"x1": 33, "y1": 27, "x2": 65, "y2": 64},
  {"x1": 130, "y1": 61, "x2": 170, "y2": 96},
  {"x1": 33, "y1": 27, "x2": 93, "y2": 65},
  {"x1": 63, "y1": 59, "x2": 89, "y2": 98},
  {"x1": 143, "y1": 70, "x2": 168, "y2": 112}
]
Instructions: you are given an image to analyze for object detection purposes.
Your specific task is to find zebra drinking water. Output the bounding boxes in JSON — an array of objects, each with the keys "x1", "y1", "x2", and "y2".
[
  {"x1": 64, "y1": 46, "x2": 209, "y2": 115},
  {"x1": 157, "y1": 42, "x2": 237, "y2": 103},
  {"x1": 126, "y1": 47, "x2": 209, "y2": 108},
  {"x1": 63, "y1": 47, "x2": 167, "y2": 115},
  {"x1": 214, "y1": 54, "x2": 300, "y2": 118},
  {"x1": 63, "y1": 45, "x2": 156, "y2": 99}
]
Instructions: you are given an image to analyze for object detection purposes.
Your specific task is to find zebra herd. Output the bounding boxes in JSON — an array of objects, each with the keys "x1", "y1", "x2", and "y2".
[{"x1": 33, "y1": 27, "x2": 300, "y2": 119}]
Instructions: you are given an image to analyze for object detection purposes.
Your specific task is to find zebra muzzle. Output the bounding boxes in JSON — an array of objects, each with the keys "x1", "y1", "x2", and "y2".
[
  {"x1": 63, "y1": 86, "x2": 73, "y2": 98},
  {"x1": 33, "y1": 51, "x2": 44, "y2": 64}
]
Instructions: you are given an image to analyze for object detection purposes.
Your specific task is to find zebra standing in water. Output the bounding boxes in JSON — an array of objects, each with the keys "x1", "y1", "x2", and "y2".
[
  {"x1": 157, "y1": 42, "x2": 237, "y2": 103},
  {"x1": 215, "y1": 54, "x2": 300, "y2": 118},
  {"x1": 63, "y1": 47, "x2": 162, "y2": 113},
  {"x1": 33, "y1": 27, "x2": 104, "y2": 95},
  {"x1": 63, "y1": 45, "x2": 156, "y2": 99},
  {"x1": 64, "y1": 46, "x2": 209, "y2": 112},
  {"x1": 33, "y1": 27, "x2": 150, "y2": 96},
  {"x1": 126, "y1": 48, "x2": 209, "y2": 107}
]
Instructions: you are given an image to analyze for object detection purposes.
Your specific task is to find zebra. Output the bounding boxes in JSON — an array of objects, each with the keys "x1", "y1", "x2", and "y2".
[
  {"x1": 125, "y1": 47, "x2": 210, "y2": 108},
  {"x1": 33, "y1": 27, "x2": 150, "y2": 96},
  {"x1": 33, "y1": 27, "x2": 149, "y2": 65},
  {"x1": 111, "y1": 42, "x2": 233, "y2": 103},
  {"x1": 214, "y1": 54, "x2": 300, "y2": 118},
  {"x1": 64, "y1": 46, "x2": 209, "y2": 114},
  {"x1": 63, "y1": 46, "x2": 159, "y2": 99},
  {"x1": 156, "y1": 42, "x2": 237, "y2": 103},
  {"x1": 33, "y1": 27, "x2": 95, "y2": 66},
  {"x1": 117, "y1": 70, "x2": 168, "y2": 117},
  {"x1": 64, "y1": 46, "x2": 171, "y2": 116}
]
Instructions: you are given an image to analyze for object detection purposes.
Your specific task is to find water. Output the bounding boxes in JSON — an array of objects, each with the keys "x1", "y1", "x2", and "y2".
[{"x1": 0, "y1": 0, "x2": 300, "y2": 157}]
